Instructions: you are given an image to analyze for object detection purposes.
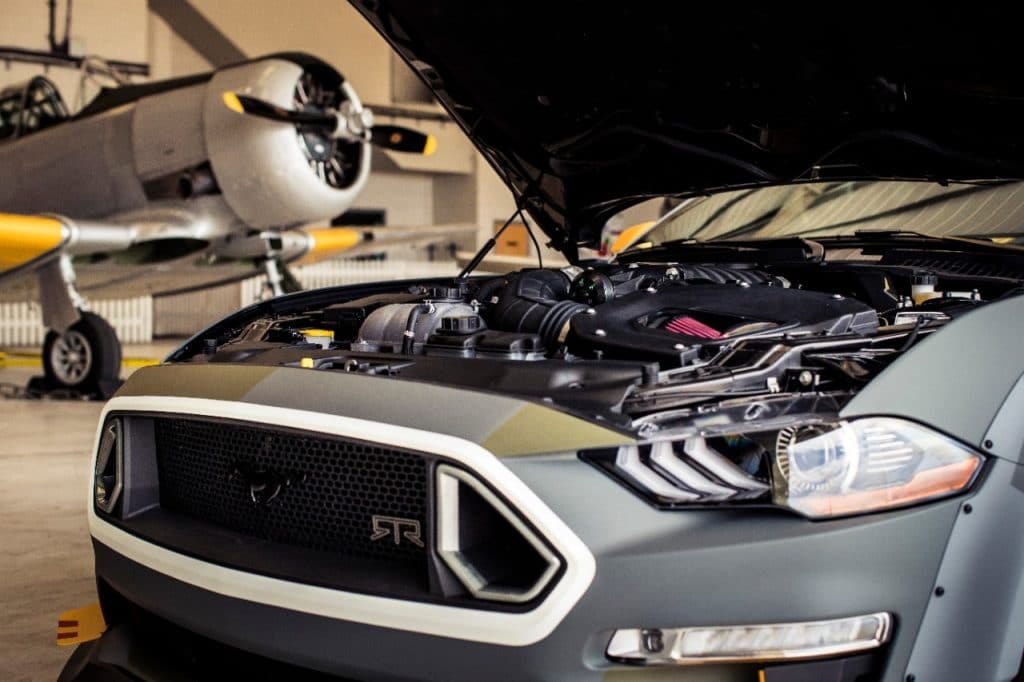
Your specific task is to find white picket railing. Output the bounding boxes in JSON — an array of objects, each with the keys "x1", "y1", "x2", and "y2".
[{"x1": 0, "y1": 297, "x2": 153, "y2": 347}]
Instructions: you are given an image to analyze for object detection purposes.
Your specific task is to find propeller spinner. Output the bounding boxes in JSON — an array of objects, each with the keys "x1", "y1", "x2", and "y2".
[{"x1": 223, "y1": 90, "x2": 437, "y2": 156}]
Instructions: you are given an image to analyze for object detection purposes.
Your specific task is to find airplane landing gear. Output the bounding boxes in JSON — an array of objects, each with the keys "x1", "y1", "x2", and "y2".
[
  {"x1": 41, "y1": 311, "x2": 122, "y2": 398},
  {"x1": 257, "y1": 232, "x2": 302, "y2": 300},
  {"x1": 31, "y1": 255, "x2": 123, "y2": 398}
]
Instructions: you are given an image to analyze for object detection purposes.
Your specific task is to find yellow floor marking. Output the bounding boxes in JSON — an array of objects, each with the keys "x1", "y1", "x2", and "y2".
[
  {"x1": 57, "y1": 603, "x2": 106, "y2": 646},
  {"x1": 0, "y1": 353, "x2": 160, "y2": 369}
]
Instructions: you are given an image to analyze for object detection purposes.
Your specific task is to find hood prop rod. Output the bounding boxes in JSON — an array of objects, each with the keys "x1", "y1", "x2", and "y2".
[{"x1": 456, "y1": 205, "x2": 527, "y2": 281}]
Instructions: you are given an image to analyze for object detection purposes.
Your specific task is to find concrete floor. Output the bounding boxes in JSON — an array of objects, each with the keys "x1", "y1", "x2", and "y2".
[{"x1": 0, "y1": 343, "x2": 178, "y2": 681}]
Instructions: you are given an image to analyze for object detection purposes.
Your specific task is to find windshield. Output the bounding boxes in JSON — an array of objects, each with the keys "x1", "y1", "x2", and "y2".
[{"x1": 640, "y1": 180, "x2": 1024, "y2": 247}]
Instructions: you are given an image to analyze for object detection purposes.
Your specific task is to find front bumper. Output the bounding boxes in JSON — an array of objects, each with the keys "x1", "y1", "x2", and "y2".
[{"x1": 70, "y1": 449, "x2": 1018, "y2": 682}]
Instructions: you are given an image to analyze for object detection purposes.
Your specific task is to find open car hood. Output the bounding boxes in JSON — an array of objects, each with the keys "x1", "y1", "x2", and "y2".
[{"x1": 352, "y1": 3, "x2": 1024, "y2": 261}]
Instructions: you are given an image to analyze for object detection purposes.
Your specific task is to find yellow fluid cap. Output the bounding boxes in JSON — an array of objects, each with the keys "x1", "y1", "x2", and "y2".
[{"x1": 299, "y1": 328, "x2": 335, "y2": 338}]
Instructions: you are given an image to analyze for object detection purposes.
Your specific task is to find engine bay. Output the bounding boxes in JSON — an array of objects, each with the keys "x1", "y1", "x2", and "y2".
[{"x1": 177, "y1": 256, "x2": 1020, "y2": 427}]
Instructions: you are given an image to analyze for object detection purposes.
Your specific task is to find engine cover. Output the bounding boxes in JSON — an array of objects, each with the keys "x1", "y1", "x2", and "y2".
[
  {"x1": 354, "y1": 302, "x2": 482, "y2": 352},
  {"x1": 570, "y1": 282, "x2": 878, "y2": 364}
]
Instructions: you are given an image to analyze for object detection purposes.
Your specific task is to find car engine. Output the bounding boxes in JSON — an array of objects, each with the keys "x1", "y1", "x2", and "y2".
[
  {"x1": 344, "y1": 265, "x2": 881, "y2": 363},
  {"x1": 178, "y1": 257, "x2": 1015, "y2": 427}
]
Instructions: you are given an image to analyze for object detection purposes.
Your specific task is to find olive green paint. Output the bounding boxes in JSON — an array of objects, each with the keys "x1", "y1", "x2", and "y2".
[
  {"x1": 481, "y1": 403, "x2": 632, "y2": 457},
  {"x1": 115, "y1": 364, "x2": 634, "y2": 457},
  {"x1": 115, "y1": 364, "x2": 276, "y2": 402}
]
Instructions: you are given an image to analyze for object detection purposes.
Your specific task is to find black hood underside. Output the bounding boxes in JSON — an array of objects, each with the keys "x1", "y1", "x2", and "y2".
[{"x1": 352, "y1": 2, "x2": 1024, "y2": 259}]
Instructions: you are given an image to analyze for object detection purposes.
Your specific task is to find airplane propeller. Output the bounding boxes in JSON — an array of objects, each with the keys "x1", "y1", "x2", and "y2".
[{"x1": 223, "y1": 91, "x2": 437, "y2": 156}]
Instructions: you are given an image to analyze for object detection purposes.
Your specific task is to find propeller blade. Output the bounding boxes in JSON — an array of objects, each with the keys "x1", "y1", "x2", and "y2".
[
  {"x1": 223, "y1": 92, "x2": 435, "y2": 154},
  {"x1": 222, "y1": 92, "x2": 336, "y2": 131},
  {"x1": 370, "y1": 125, "x2": 437, "y2": 155}
]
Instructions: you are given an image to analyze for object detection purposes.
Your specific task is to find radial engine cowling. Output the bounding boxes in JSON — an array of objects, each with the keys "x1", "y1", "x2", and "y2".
[{"x1": 202, "y1": 57, "x2": 370, "y2": 229}]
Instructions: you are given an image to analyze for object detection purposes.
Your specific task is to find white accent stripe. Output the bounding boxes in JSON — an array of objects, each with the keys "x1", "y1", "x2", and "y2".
[{"x1": 89, "y1": 396, "x2": 596, "y2": 647}]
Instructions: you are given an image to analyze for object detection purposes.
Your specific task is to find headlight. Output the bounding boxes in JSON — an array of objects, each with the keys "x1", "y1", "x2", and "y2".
[
  {"x1": 774, "y1": 418, "x2": 982, "y2": 518},
  {"x1": 582, "y1": 417, "x2": 982, "y2": 519}
]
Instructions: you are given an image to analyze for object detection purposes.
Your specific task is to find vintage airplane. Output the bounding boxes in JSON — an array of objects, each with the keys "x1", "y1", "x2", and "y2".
[{"x1": 0, "y1": 52, "x2": 446, "y2": 396}]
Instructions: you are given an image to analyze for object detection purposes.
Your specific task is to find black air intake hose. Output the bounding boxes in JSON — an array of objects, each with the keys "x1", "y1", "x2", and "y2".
[
  {"x1": 473, "y1": 275, "x2": 509, "y2": 306},
  {"x1": 488, "y1": 270, "x2": 587, "y2": 348}
]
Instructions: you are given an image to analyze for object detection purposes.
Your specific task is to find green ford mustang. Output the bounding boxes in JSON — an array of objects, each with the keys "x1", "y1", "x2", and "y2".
[{"x1": 64, "y1": 4, "x2": 1024, "y2": 681}]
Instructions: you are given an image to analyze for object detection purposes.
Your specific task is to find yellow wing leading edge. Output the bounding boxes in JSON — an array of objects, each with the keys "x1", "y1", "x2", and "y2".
[{"x1": 0, "y1": 213, "x2": 68, "y2": 273}]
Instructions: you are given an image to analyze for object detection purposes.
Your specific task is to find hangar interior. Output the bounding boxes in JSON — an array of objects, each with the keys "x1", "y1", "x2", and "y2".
[
  {"x1": 9, "y1": 3, "x2": 1019, "y2": 681},
  {"x1": 0, "y1": 0, "x2": 663, "y2": 348},
  {"x1": 0, "y1": 0, "x2": 508, "y2": 346}
]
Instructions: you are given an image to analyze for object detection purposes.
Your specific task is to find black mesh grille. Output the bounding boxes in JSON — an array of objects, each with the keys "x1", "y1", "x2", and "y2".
[{"x1": 154, "y1": 418, "x2": 428, "y2": 565}]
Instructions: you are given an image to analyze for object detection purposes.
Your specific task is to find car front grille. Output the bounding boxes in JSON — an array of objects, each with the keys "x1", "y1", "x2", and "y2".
[
  {"x1": 154, "y1": 418, "x2": 428, "y2": 565},
  {"x1": 95, "y1": 410, "x2": 565, "y2": 610}
]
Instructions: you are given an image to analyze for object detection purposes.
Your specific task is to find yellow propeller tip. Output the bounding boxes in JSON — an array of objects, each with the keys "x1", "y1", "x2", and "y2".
[
  {"x1": 222, "y1": 91, "x2": 244, "y2": 114},
  {"x1": 422, "y1": 134, "x2": 438, "y2": 156}
]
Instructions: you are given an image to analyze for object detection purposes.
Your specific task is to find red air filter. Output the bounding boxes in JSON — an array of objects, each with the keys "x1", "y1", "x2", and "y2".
[{"x1": 664, "y1": 315, "x2": 722, "y2": 339}]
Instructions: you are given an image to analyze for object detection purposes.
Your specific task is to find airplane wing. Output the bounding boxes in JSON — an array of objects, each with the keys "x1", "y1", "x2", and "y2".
[
  {"x1": 0, "y1": 212, "x2": 140, "y2": 328},
  {"x1": 0, "y1": 212, "x2": 140, "y2": 279},
  {"x1": 299, "y1": 223, "x2": 477, "y2": 264},
  {"x1": 0, "y1": 212, "x2": 477, "y2": 301},
  {"x1": 0, "y1": 213, "x2": 67, "y2": 277}
]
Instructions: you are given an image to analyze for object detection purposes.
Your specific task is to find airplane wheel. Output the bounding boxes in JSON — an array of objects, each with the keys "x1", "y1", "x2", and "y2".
[{"x1": 43, "y1": 312, "x2": 122, "y2": 396}]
